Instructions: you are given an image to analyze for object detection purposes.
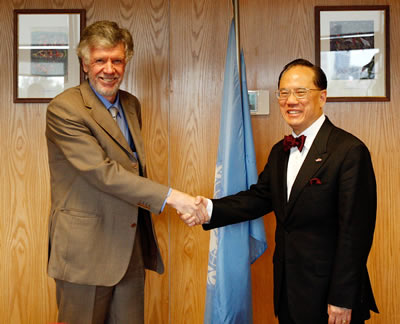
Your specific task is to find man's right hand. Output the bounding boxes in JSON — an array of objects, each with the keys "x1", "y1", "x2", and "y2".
[{"x1": 166, "y1": 190, "x2": 209, "y2": 226}]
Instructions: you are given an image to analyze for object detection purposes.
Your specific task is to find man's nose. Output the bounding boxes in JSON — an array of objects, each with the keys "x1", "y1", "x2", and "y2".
[
  {"x1": 103, "y1": 60, "x2": 114, "y2": 73},
  {"x1": 286, "y1": 90, "x2": 299, "y2": 103}
]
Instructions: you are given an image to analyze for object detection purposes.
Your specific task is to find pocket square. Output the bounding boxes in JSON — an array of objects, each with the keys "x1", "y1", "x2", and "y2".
[{"x1": 310, "y1": 177, "x2": 322, "y2": 185}]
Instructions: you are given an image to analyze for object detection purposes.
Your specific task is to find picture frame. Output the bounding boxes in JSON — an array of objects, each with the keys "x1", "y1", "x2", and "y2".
[
  {"x1": 315, "y1": 6, "x2": 390, "y2": 102},
  {"x1": 14, "y1": 9, "x2": 86, "y2": 103}
]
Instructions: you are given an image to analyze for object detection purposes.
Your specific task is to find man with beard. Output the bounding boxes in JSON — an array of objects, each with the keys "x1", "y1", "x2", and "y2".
[{"x1": 46, "y1": 20, "x2": 206, "y2": 324}]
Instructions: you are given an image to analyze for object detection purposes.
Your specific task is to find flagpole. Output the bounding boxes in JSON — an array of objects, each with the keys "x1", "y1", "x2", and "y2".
[{"x1": 233, "y1": 0, "x2": 242, "y2": 93}]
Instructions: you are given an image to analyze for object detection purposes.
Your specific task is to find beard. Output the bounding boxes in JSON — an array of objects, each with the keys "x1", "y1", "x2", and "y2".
[{"x1": 88, "y1": 73, "x2": 123, "y2": 101}]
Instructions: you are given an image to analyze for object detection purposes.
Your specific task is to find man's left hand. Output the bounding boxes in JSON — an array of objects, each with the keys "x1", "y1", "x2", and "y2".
[{"x1": 327, "y1": 304, "x2": 352, "y2": 324}]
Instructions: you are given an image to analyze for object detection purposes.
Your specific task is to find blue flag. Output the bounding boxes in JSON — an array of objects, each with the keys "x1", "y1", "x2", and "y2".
[{"x1": 204, "y1": 19, "x2": 268, "y2": 324}]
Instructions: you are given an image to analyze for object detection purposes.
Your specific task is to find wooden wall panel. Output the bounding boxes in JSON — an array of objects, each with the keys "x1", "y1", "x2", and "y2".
[
  {"x1": 102, "y1": 0, "x2": 172, "y2": 323},
  {"x1": 0, "y1": 0, "x2": 399, "y2": 323},
  {"x1": 0, "y1": 0, "x2": 171, "y2": 323},
  {"x1": 168, "y1": 1, "x2": 230, "y2": 323},
  {"x1": 239, "y1": 1, "x2": 400, "y2": 323},
  {"x1": 0, "y1": 1, "x2": 61, "y2": 323},
  {"x1": 111, "y1": 0, "x2": 171, "y2": 323}
]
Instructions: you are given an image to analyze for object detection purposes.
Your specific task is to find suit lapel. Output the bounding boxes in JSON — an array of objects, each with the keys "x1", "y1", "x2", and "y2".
[
  {"x1": 285, "y1": 118, "x2": 334, "y2": 218},
  {"x1": 80, "y1": 81, "x2": 134, "y2": 156},
  {"x1": 274, "y1": 144, "x2": 290, "y2": 223},
  {"x1": 280, "y1": 150, "x2": 290, "y2": 204},
  {"x1": 120, "y1": 92, "x2": 145, "y2": 167}
]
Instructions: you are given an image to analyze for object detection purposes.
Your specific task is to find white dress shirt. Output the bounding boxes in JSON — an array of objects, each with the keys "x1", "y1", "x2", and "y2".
[{"x1": 286, "y1": 114, "x2": 325, "y2": 200}]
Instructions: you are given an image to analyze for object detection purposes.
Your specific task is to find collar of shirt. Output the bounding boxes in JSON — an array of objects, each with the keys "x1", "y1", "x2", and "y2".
[
  {"x1": 89, "y1": 82, "x2": 136, "y2": 155},
  {"x1": 292, "y1": 114, "x2": 326, "y2": 151},
  {"x1": 89, "y1": 82, "x2": 121, "y2": 112}
]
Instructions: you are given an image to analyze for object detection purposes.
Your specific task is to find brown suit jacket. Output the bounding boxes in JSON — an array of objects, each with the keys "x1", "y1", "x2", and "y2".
[{"x1": 46, "y1": 80, "x2": 169, "y2": 286}]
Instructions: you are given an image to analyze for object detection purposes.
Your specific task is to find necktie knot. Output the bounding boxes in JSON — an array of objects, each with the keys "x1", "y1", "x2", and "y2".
[
  {"x1": 109, "y1": 106, "x2": 119, "y2": 121},
  {"x1": 283, "y1": 134, "x2": 306, "y2": 152}
]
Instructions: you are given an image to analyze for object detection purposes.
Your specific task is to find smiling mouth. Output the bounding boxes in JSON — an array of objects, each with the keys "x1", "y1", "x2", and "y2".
[
  {"x1": 99, "y1": 76, "x2": 118, "y2": 83},
  {"x1": 288, "y1": 110, "x2": 301, "y2": 115}
]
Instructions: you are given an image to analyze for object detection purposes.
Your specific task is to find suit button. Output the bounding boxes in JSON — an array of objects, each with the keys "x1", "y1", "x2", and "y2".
[{"x1": 131, "y1": 223, "x2": 137, "y2": 228}]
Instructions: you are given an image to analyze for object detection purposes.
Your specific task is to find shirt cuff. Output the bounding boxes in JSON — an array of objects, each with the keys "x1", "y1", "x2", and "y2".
[
  {"x1": 205, "y1": 198, "x2": 213, "y2": 223},
  {"x1": 161, "y1": 188, "x2": 172, "y2": 212}
]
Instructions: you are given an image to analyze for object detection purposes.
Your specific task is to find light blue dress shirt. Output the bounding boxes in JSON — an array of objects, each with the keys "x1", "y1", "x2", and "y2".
[{"x1": 89, "y1": 84, "x2": 135, "y2": 152}]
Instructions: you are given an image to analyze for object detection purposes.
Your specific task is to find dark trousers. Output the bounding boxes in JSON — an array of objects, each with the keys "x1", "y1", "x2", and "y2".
[
  {"x1": 277, "y1": 275, "x2": 296, "y2": 324},
  {"x1": 277, "y1": 272, "x2": 365, "y2": 324}
]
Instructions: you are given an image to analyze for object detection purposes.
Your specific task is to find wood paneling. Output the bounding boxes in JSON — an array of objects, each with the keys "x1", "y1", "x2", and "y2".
[
  {"x1": 0, "y1": 0, "x2": 399, "y2": 323},
  {"x1": 168, "y1": 1, "x2": 230, "y2": 322},
  {"x1": 241, "y1": 1, "x2": 400, "y2": 323},
  {"x1": 116, "y1": 1, "x2": 171, "y2": 323},
  {"x1": 0, "y1": 0, "x2": 171, "y2": 323},
  {"x1": 0, "y1": 1, "x2": 57, "y2": 323}
]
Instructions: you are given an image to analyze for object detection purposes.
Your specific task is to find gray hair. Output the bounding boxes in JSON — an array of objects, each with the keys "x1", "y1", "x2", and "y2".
[{"x1": 76, "y1": 20, "x2": 134, "y2": 64}]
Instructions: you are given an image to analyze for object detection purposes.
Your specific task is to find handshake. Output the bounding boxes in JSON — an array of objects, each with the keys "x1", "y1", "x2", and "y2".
[{"x1": 166, "y1": 189, "x2": 210, "y2": 226}]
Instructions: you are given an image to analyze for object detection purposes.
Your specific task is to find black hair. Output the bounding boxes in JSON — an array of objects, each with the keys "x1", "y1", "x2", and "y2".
[{"x1": 278, "y1": 58, "x2": 327, "y2": 90}]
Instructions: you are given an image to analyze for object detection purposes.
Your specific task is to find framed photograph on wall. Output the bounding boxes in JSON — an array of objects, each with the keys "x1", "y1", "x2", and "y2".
[
  {"x1": 315, "y1": 6, "x2": 390, "y2": 102},
  {"x1": 14, "y1": 9, "x2": 86, "y2": 103}
]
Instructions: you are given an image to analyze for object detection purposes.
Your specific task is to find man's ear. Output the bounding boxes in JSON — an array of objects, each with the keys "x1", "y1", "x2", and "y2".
[
  {"x1": 81, "y1": 60, "x2": 89, "y2": 74},
  {"x1": 319, "y1": 89, "x2": 327, "y2": 107}
]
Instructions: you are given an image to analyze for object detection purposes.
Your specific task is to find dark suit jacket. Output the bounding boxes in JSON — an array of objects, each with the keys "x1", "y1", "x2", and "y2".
[
  {"x1": 203, "y1": 118, "x2": 378, "y2": 323},
  {"x1": 46, "y1": 80, "x2": 169, "y2": 286}
]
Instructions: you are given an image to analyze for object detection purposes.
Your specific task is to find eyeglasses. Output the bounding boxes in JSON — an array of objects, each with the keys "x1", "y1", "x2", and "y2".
[{"x1": 275, "y1": 88, "x2": 321, "y2": 100}]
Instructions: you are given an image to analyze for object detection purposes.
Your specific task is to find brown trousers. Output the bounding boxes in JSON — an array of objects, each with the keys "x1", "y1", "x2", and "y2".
[{"x1": 55, "y1": 230, "x2": 145, "y2": 324}]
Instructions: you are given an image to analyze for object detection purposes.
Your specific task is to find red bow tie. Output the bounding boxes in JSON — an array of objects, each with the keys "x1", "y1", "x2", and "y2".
[{"x1": 283, "y1": 135, "x2": 306, "y2": 152}]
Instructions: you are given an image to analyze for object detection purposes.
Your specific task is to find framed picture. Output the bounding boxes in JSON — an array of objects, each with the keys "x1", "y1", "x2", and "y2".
[
  {"x1": 14, "y1": 9, "x2": 86, "y2": 103},
  {"x1": 315, "y1": 6, "x2": 390, "y2": 102}
]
